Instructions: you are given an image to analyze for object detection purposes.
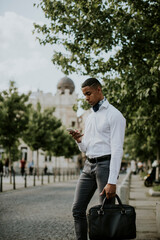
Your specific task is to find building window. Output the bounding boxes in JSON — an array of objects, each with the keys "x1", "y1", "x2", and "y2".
[
  {"x1": 21, "y1": 147, "x2": 28, "y2": 161},
  {"x1": 71, "y1": 121, "x2": 75, "y2": 127},
  {"x1": 0, "y1": 147, "x2": 5, "y2": 160},
  {"x1": 45, "y1": 156, "x2": 52, "y2": 162}
]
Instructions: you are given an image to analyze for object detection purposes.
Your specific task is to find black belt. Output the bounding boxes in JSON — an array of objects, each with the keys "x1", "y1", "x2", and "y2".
[{"x1": 87, "y1": 155, "x2": 111, "y2": 164}]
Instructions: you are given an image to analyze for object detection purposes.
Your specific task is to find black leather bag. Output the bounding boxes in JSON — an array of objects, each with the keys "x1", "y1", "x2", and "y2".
[{"x1": 87, "y1": 194, "x2": 136, "y2": 240}]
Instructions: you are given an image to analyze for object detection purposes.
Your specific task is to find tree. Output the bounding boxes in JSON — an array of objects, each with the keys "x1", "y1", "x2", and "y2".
[
  {"x1": 46, "y1": 127, "x2": 80, "y2": 168},
  {"x1": 123, "y1": 132, "x2": 156, "y2": 164},
  {"x1": 34, "y1": 0, "x2": 160, "y2": 163},
  {"x1": 23, "y1": 102, "x2": 61, "y2": 176},
  {"x1": 63, "y1": 131, "x2": 80, "y2": 159},
  {"x1": 0, "y1": 81, "x2": 31, "y2": 171}
]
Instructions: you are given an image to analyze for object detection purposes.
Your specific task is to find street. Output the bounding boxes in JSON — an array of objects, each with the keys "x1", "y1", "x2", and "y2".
[
  {"x1": 0, "y1": 181, "x2": 78, "y2": 240},
  {"x1": 0, "y1": 174, "x2": 124, "y2": 240}
]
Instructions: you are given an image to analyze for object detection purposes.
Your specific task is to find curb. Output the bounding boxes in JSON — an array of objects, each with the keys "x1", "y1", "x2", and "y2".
[
  {"x1": 117, "y1": 170, "x2": 132, "y2": 204},
  {"x1": 156, "y1": 202, "x2": 160, "y2": 238},
  {"x1": 148, "y1": 187, "x2": 160, "y2": 238},
  {"x1": 148, "y1": 188, "x2": 160, "y2": 196}
]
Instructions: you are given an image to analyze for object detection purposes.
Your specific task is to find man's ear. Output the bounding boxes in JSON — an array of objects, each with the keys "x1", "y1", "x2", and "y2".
[{"x1": 97, "y1": 86, "x2": 102, "y2": 92}]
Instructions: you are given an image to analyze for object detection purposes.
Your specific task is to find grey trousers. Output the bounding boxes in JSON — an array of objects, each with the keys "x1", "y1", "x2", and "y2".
[{"x1": 72, "y1": 159, "x2": 115, "y2": 240}]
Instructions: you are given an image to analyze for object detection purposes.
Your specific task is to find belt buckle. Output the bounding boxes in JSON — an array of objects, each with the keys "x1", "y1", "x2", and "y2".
[{"x1": 88, "y1": 157, "x2": 96, "y2": 163}]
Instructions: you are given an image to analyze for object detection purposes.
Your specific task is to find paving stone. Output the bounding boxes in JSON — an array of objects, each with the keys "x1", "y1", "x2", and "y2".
[
  {"x1": 0, "y1": 182, "x2": 77, "y2": 240},
  {"x1": 0, "y1": 175, "x2": 124, "y2": 240},
  {"x1": 129, "y1": 174, "x2": 160, "y2": 240},
  {"x1": 1, "y1": 173, "x2": 159, "y2": 240}
]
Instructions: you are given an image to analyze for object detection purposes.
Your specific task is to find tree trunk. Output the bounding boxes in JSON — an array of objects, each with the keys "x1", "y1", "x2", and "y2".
[
  {"x1": 55, "y1": 157, "x2": 57, "y2": 169},
  {"x1": 9, "y1": 148, "x2": 12, "y2": 184},
  {"x1": 67, "y1": 158, "x2": 69, "y2": 169},
  {"x1": 36, "y1": 150, "x2": 39, "y2": 179},
  {"x1": 156, "y1": 144, "x2": 160, "y2": 181},
  {"x1": 157, "y1": 145, "x2": 160, "y2": 161}
]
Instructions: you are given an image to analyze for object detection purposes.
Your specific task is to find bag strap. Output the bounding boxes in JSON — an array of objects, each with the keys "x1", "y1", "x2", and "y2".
[
  {"x1": 99, "y1": 194, "x2": 126, "y2": 214},
  {"x1": 115, "y1": 194, "x2": 123, "y2": 205}
]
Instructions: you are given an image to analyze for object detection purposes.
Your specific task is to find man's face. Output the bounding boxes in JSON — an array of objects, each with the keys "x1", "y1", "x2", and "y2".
[{"x1": 81, "y1": 86, "x2": 102, "y2": 106}]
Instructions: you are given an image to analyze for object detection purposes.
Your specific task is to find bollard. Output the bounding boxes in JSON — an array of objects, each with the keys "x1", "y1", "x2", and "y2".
[
  {"x1": 58, "y1": 170, "x2": 61, "y2": 182},
  {"x1": 0, "y1": 173, "x2": 3, "y2": 192},
  {"x1": 13, "y1": 171, "x2": 16, "y2": 190},
  {"x1": 63, "y1": 170, "x2": 65, "y2": 181},
  {"x1": 48, "y1": 173, "x2": 50, "y2": 184},
  {"x1": 68, "y1": 170, "x2": 70, "y2": 180},
  {"x1": 33, "y1": 173, "x2": 36, "y2": 186},
  {"x1": 156, "y1": 202, "x2": 160, "y2": 238},
  {"x1": 41, "y1": 173, "x2": 44, "y2": 185},
  {"x1": 62, "y1": 171, "x2": 65, "y2": 181},
  {"x1": 52, "y1": 170, "x2": 54, "y2": 182},
  {"x1": 54, "y1": 170, "x2": 56, "y2": 182},
  {"x1": 24, "y1": 173, "x2": 27, "y2": 188}
]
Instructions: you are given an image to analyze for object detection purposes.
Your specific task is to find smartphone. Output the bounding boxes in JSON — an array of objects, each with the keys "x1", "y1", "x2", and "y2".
[
  {"x1": 66, "y1": 128, "x2": 76, "y2": 133},
  {"x1": 67, "y1": 128, "x2": 83, "y2": 137}
]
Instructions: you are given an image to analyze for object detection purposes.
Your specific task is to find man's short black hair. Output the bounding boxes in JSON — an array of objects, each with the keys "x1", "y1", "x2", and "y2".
[{"x1": 81, "y1": 78, "x2": 102, "y2": 88}]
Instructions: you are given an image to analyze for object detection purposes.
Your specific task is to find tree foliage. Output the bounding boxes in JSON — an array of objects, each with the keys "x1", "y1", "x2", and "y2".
[
  {"x1": 23, "y1": 102, "x2": 62, "y2": 174},
  {"x1": 123, "y1": 132, "x2": 157, "y2": 163},
  {"x1": 0, "y1": 81, "x2": 31, "y2": 165},
  {"x1": 34, "y1": 0, "x2": 160, "y2": 162},
  {"x1": 23, "y1": 102, "x2": 61, "y2": 151},
  {"x1": 49, "y1": 127, "x2": 80, "y2": 158}
]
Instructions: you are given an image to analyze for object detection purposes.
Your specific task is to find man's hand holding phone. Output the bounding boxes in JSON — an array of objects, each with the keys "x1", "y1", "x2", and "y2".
[{"x1": 67, "y1": 128, "x2": 83, "y2": 143}]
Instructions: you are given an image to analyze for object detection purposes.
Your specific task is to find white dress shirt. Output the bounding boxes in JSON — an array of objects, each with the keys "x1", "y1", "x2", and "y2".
[{"x1": 77, "y1": 99, "x2": 126, "y2": 184}]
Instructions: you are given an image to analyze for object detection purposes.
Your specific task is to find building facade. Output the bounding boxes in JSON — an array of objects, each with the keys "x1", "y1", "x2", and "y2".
[{"x1": 16, "y1": 76, "x2": 79, "y2": 173}]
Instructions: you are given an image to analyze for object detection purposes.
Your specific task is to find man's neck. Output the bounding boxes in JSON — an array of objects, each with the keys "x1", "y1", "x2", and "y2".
[{"x1": 95, "y1": 96, "x2": 104, "y2": 105}]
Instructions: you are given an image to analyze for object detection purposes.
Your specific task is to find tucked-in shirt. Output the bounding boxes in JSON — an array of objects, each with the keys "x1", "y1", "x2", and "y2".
[{"x1": 78, "y1": 99, "x2": 126, "y2": 184}]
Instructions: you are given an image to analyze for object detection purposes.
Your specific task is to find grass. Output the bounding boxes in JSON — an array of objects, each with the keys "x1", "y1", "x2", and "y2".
[
  {"x1": 153, "y1": 185, "x2": 160, "y2": 192},
  {"x1": 140, "y1": 171, "x2": 147, "y2": 178}
]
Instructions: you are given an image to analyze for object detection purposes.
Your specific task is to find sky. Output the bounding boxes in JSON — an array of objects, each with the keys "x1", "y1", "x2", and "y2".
[{"x1": 0, "y1": 0, "x2": 89, "y2": 97}]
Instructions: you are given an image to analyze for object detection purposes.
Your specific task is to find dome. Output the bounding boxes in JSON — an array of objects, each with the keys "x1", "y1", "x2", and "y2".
[{"x1": 57, "y1": 76, "x2": 75, "y2": 94}]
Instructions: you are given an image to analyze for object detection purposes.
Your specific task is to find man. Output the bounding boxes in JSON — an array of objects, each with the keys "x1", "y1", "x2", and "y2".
[
  {"x1": 70, "y1": 78, "x2": 126, "y2": 240},
  {"x1": 20, "y1": 158, "x2": 26, "y2": 176}
]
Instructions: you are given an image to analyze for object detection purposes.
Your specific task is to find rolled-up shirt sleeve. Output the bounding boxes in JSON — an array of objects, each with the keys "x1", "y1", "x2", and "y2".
[{"x1": 108, "y1": 111, "x2": 126, "y2": 184}]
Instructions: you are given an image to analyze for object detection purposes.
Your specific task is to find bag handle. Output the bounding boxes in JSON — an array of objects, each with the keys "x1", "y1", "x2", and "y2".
[
  {"x1": 101, "y1": 194, "x2": 122, "y2": 208},
  {"x1": 99, "y1": 194, "x2": 126, "y2": 215}
]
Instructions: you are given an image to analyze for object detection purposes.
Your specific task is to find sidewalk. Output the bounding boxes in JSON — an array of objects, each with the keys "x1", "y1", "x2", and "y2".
[
  {"x1": 0, "y1": 173, "x2": 77, "y2": 192},
  {"x1": 1, "y1": 175, "x2": 58, "y2": 191},
  {"x1": 129, "y1": 174, "x2": 160, "y2": 240}
]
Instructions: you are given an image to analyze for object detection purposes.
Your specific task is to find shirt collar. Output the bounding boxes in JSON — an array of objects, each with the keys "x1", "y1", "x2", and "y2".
[
  {"x1": 99, "y1": 97, "x2": 106, "y2": 106},
  {"x1": 99, "y1": 97, "x2": 109, "y2": 109},
  {"x1": 92, "y1": 97, "x2": 109, "y2": 112}
]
